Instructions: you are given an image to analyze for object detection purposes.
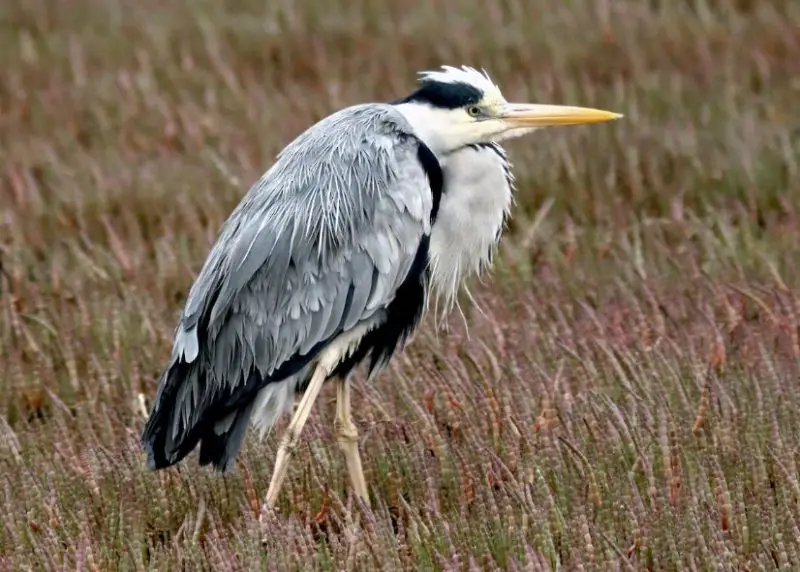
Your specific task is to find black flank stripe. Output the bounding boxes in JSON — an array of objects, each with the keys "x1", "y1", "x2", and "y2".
[{"x1": 332, "y1": 235, "x2": 430, "y2": 380}]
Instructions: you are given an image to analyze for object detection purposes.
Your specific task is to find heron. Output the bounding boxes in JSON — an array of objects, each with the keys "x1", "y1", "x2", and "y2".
[{"x1": 141, "y1": 65, "x2": 621, "y2": 512}]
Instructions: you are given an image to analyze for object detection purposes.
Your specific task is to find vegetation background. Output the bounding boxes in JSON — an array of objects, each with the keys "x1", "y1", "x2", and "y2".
[{"x1": 1, "y1": 0, "x2": 799, "y2": 569}]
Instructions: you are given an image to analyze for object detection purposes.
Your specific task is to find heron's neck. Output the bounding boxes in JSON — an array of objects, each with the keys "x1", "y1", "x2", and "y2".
[{"x1": 393, "y1": 102, "x2": 462, "y2": 156}]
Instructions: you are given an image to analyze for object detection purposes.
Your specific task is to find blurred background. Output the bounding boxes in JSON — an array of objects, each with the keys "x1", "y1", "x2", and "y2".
[{"x1": 1, "y1": 0, "x2": 799, "y2": 569}]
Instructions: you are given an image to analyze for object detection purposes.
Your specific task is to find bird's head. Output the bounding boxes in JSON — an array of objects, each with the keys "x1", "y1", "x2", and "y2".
[{"x1": 393, "y1": 65, "x2": 622, "y2": 155}]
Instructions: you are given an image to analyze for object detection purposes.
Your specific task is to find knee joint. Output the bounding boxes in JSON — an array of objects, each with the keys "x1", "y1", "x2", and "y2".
[
  {"x1": 281, "y1": 431, "x2": 301, "y2": 454},
  {"x1": 335, "y1": 421, "x2": 359, "y2": 445}
]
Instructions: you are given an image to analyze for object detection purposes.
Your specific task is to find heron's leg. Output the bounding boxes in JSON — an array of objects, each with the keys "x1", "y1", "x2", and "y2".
[
  {"x1": 263, "y1": 364, "x2": 328, "y2": 510},
  {"x1": 335, "y1": 376, "x2": 370, "y2": 505}
]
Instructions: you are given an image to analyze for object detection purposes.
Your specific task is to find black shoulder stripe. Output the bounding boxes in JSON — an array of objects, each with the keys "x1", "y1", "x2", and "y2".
[{"x1": 416, "y1": 141, "x2": 443, "y2": 223}]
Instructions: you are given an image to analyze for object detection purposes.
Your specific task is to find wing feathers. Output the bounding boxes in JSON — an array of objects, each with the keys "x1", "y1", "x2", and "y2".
[{"x1": 344, "y1": 253, "x2": 375, "y2": 331}]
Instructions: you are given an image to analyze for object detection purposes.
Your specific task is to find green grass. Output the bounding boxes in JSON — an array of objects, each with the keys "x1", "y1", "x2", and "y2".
[{"x1": 2, "y1": 0, "x2": 800, "y2": 569}]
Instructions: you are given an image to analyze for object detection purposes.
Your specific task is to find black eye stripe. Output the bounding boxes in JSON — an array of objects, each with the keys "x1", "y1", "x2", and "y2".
[{"x1": 393, "y1": 81, "x2": 484, "y2": 110}]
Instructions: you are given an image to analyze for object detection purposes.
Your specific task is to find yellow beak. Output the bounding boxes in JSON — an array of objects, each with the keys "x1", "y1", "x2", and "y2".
[{"x1": 500, "y1": 103, "x2": 623, "y2": 127}]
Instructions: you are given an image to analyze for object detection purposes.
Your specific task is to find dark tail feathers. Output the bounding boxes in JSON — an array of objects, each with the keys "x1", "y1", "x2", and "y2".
[
  {"x1": 140, "y1": 361, "x2": 255, "y2": 473},
  {"x1": 197, "y1": 401, "x2": 255, "y2": 472}
]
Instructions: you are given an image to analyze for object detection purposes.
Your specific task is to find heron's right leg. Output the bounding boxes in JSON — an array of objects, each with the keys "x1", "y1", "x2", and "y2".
[
  {"x1": 335, "y1": 376, "x2": 370, "y2": 505},
  {"x1": 263, "y1": 363, "x2": 328, "y2": 511}
]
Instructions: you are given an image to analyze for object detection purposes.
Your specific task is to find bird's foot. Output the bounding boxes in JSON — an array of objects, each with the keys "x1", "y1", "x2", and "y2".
[{"x1": 258, "y1": 501, "x2": 280, "y2": 545}]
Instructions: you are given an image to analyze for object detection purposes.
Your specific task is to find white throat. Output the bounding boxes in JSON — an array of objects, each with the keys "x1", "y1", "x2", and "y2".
[{"x1": 428, "y1": 143, "x2": 514, "y2": 321}]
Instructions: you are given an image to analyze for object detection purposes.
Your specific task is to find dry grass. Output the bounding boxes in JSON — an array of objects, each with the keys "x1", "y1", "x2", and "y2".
[{"x1": 2, "y1": 0, "x2": 800, "y2": 569}]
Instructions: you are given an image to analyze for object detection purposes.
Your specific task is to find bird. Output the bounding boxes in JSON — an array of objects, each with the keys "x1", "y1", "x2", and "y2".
[{"x1": 140, "y1": 65, "x2": 621, "y2": 513}]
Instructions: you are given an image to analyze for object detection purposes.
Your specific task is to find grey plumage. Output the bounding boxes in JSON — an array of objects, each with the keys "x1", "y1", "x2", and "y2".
[{"x1": 142, "y1": 104, "x2": 435, "y2": 471}]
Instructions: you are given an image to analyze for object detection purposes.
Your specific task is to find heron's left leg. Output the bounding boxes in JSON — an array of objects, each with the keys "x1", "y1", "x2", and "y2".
[
  {"x1": 335, "y1": 376, "x2": 370, "y2": 505},
  {"x1": 263, "y1": 363, "x2": 328, "y2": 511}
]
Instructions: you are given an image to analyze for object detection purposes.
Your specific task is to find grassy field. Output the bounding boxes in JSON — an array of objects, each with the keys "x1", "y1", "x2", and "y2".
[{"x1": 2, "y1": 0, "x2": 799, "y2": 569}]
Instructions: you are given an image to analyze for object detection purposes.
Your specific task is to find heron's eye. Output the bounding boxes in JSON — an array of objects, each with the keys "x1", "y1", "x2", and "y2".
[{"x1": 467, "y1": 106, "x2": 482, "y2": 117}]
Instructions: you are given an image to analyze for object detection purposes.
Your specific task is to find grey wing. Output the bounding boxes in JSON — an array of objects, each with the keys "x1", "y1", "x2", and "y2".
[
  {"x1": 207, "y1": 158, "x2": 432, "y2": 387},
  {"x1": 142, "y1": 111, "x2": 434, "y2": 469}
]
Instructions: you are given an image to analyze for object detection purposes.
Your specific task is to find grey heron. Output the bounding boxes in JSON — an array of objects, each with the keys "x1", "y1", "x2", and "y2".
[{"x1": 141, "y1": 65, "x2": 621, "y2": 511}]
